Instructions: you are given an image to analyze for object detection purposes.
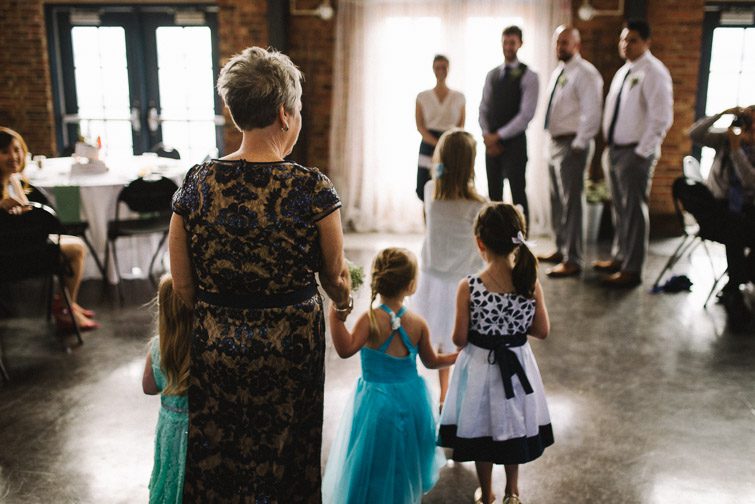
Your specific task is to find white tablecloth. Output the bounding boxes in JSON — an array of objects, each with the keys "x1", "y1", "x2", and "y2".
[{"x1": 26, "y1": 155, "x2": 190, "y2": 284}]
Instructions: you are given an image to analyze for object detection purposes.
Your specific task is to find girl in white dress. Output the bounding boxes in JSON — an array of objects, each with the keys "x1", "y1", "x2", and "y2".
[
  {"x1": 415, "y1": 55, "x2": 466, "y2": 200},
  {"x1": 438, "y1": 203, "x2": 553, "y2": 504},
  {"x1": 413, "y1": 129, "x2": 485, "y2": 408}
]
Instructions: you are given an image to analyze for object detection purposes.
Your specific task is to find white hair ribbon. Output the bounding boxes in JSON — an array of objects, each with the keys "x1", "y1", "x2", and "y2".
[{"x1": 511, "y1": 231, "x2": 536, "y2": 248}]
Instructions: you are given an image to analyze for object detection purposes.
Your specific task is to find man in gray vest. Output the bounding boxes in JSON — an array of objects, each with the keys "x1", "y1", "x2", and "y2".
[{"x1": 480, "y1": 25, "x2": 540, "y2": 225}]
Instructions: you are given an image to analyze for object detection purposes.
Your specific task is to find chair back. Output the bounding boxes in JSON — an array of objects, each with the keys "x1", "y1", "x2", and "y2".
[
  {"x1": 116, "y1": 176, "x2": 179, "y2": 217},
  {"x1": 671, "y1": 177, "x2": 725, "y2": 242},
  {"x1": 149, "y1": 143, "x2": 181, "y2": 160},
  {"x1": 682, "y1": 155, "x2": 703, "y2": 182},
  {"x1": 0, "y1": 203, "x2": 63, "y2": 281}
]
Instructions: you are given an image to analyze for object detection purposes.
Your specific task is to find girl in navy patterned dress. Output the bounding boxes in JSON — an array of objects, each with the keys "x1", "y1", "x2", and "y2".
[{"x1": 438, "y1": 203, "x2": 553, "y2": 504}]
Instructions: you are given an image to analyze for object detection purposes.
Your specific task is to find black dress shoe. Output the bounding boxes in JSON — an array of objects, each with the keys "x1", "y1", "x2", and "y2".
[{"x1": 537, "y1": 251, "x2": 563, "y2": 264}]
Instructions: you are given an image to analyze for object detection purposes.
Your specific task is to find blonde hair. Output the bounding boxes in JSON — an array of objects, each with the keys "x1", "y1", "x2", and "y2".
[
  {"x1": 0, "y1": 127, "x2": 29, "y2": 199},
  {"x1": 432, "y1": 128, "x2": 483, "y2": 202},
  {"x1": 367, "y1": 248, "x2": 417, "y2": 344},
  {"x1": 154, "y1": 275, "x2": 192, "y2": 396}
]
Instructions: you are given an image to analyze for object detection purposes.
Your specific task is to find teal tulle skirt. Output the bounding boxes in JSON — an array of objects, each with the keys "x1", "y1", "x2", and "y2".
[{"x1": 322, "y1": 352, "x2": 445, "y2": 504}]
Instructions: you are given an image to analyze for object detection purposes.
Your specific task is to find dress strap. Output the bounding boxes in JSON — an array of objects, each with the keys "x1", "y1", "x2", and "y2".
[{"x1": 377, "y1": 304, "x2": 415, "y2": 353}]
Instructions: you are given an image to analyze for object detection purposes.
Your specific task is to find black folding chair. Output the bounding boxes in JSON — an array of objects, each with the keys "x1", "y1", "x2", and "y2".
[
  {"x1": 0, "y1": 203, "x2": 83, "y2": 379},
  {"x1": 653, "y1": 176, "x2": 728, "y2": 306},
  {"x1": 26, "y1": 184, "x2": 106, "y2": 280},
  {"x1": 104, "y1": 176, "x2": 179, "y2": 301},
  {"x1": 149, "y1": 142, "x2": 181, "y2": 160}
]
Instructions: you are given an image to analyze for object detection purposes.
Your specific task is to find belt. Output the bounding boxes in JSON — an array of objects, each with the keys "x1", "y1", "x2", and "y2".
[
  {"x1": 468, "y1": 330, "x2": 533, "y2": 399},
  {"x1": 196, "y1": 284, "x2": 318, "y2": 309},
  {"x1": 551, "y1": 133, "x2": 576, "y2": 142},
  {"x1": 610, "y1": 142, "x2": 638, "y2": 149}
]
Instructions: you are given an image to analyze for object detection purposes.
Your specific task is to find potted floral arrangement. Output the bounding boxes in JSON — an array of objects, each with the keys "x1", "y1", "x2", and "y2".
[{"x1": 584, "y1": 177, "x2": 609, "y2": 243}]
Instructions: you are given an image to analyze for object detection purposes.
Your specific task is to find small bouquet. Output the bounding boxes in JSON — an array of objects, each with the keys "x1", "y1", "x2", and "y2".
[
  {"x1": 585, "y1": 178, "x2": 610, "y2": 204},
  {"x1": 347, "y1": 260, "x2": 364, "y2": 292}
]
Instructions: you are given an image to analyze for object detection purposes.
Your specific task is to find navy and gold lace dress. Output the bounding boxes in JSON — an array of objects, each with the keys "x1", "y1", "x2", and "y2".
[{"x1": 172, "y1": 159, "x2": 341, "y2": 503}]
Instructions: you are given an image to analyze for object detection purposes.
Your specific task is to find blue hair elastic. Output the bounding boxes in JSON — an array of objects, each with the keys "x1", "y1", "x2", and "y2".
[{"x1": 435, "y1": 163, "x2": 445, "y2": 178}]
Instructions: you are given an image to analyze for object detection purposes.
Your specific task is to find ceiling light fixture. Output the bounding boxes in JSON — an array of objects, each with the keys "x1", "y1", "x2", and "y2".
[
  {"x1": 577, "y1": 0, "x2": 625, "y2": 21},
  {"x1": 290, "y1": 0, "x2": 334, "y2": 21}
]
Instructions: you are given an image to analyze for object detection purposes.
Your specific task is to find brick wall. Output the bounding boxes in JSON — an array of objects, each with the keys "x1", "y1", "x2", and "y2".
[
  {"x1": 0, "y1": 0, "x2": 55, "y2": 157},
  {"x1": 573, "y1": 0, "x2": 706, "y2": 218}
]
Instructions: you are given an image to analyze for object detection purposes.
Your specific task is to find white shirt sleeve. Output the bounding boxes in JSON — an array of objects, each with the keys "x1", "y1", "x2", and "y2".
[
  {"x1": 572, "y1": 67, "x2": 603, "y2": 150},
  {"x1": 636, "y1": 62, "x2": 674, "y2": 158}
]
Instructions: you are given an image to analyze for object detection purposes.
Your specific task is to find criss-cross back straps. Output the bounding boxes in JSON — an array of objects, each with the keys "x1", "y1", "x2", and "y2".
[{"x1": 376, "y1": 304, "x2": 415, "y2": 353}]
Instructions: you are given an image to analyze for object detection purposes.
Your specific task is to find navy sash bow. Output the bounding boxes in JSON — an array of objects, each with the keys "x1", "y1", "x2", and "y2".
[{"x1": 468, "y1": 330, "x2": 533, "y2": 399}]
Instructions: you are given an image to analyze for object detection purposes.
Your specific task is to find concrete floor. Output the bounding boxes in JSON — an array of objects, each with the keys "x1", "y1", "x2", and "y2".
[{"x1": 1, "y1": 233, "x2": 754, "y2": 503}]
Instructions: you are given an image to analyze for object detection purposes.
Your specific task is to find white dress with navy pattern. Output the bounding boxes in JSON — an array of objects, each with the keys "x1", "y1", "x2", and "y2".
[{"x1": 438, "y1": 275, "x2": 553, "y2": 464}]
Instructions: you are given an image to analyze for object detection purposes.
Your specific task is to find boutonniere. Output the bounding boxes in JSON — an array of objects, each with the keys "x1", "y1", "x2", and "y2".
[
  {"x1": 629, "y1": 71, "x2": 644, "y2": 89},
  {"x1": 509, "y1": 67, "x2": 522, "y2": 79},
  {"x1": 558, "y1": 74, "x2": 568, "y2": 87}
]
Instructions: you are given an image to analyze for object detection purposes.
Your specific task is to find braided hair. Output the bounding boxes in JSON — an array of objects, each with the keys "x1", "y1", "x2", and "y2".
[{"x1": 367, "y1": 248, "x2": 418, "y2": 343}]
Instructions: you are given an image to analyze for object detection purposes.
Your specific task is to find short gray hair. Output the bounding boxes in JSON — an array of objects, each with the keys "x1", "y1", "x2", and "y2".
[{"x1": 216, "y1": 46, "x2": 303, "y2": 131}]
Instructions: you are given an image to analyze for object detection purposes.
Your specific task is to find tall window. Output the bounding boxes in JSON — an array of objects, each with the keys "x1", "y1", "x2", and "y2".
[{"x1": 699, "y1": 25, "x2": 755, "y2": 178}]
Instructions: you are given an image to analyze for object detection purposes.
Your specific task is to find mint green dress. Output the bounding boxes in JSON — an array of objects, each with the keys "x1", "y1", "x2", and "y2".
[{"x1": 148, "y1": 338, "x2": 189, "y2": 504}]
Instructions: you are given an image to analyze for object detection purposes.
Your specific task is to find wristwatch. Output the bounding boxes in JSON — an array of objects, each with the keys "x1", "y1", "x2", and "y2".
[{"x1": 334, "y1": 295, "x2": 354, "y2": 313}]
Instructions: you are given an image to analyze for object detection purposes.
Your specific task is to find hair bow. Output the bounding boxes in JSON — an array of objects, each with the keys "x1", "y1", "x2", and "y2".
[
  {"x1": 511, "y1": 231, "x2": 536, "y2": 248},
  {"x1": 435, "y1": 163, "x2": 445, "y2": 178}
]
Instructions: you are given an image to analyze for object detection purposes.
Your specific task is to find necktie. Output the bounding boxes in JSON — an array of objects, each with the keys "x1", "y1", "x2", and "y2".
[
  {"x1": 543, "y1": 67, "x2": 565, "y2": 130},
  {"x1": 607, "y1": 68, "x2": 632, "y2": 145}
]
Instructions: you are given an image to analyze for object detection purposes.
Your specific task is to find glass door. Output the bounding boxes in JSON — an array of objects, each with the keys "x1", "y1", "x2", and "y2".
[{"x1": 48, "y1": 6, "x2": 222, "y2": 163}]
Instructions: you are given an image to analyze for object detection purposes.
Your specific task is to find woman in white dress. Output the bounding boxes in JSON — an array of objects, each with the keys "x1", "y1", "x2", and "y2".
[{"x1": 415, "y1": 55, "x2": 466, "y2": 201}]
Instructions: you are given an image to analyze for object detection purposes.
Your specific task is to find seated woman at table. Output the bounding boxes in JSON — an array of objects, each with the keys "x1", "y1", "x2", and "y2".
[{"x1": 0, "y1": 127, "x2": 98, "y2": 331}]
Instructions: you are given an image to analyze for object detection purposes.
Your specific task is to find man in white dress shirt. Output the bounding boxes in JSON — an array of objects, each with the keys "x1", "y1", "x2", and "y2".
[
  {"x1": 539, "y1": 25, "x2": 603, "y2": 278},
  {"x1": 593, "y1": 19, "x2": 673, "y2": 288}
]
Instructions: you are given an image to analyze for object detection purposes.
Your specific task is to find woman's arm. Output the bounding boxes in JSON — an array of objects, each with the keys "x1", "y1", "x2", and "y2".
[
  {"x1": 457, "y1": 104, "x2": 466, "y2": 128},
  {"x1": 142, "y1": 350, "x2": 159, "y2": 395},
  {"x1": 417, "y1": 318, "x2": 458, "y2": 369},
  {"x1": 528, "y1": 280, "x2": 550, "y2": 340},
  {"x1": 316, "y1": 209, "x2": 351, "y2": 314},
  {"x1": 328, "y1": 308, "x2": 369, "y2": 358},
  {"x1": 451, "y1": 279, "x2": 471, "y2": 347},
  {"x1": 416, "y1": 100, "x2": 439, "y2": 146},
  {"x1": 168, "y1": 214, "x2": 195, "y2": 306}
]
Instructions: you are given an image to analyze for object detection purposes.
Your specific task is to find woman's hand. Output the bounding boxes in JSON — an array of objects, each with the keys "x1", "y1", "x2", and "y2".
[
  {"x1": 0, "y1": 197, "x2": 31, "y2": 215},
  {"x1": 728, "y1": 127, "x2": 742, "y2": 151}
]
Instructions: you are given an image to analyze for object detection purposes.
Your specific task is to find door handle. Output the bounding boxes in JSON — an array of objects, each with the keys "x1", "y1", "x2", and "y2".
[
  {"x1": 130, "y1": 107, "x2": 142, "y2": 132},
  {"x1": 148, "y1": 106, "x2": 161, "y2": 132}
]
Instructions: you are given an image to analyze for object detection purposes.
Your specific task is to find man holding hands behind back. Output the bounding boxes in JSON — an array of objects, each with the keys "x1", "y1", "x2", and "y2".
[
  {"x1": 594, "y1": 19, "x2": 673, "y2": 288},
  {"x1": 480, "y1": 25, "x2": 539, "y2": 225},
  {"x1": 539, "y1": 25, "x2": 603, "y2": 278}
]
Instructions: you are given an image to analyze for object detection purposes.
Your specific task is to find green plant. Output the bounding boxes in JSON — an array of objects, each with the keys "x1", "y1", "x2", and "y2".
[
  {"x1": 585, "y1": 178, "x2": 609, "y2": 204},
  {"x1": 348, "y1": 260, "x2": 364, "y2": 292}
]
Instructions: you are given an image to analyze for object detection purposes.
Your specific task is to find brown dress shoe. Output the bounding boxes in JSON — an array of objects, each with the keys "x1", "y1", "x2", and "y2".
[
  {"x1": 547, "y1": 262, "x2": 582, "y2": 278},
  {"x1": 592, "y1": 259, "x2": 621, "y2": 273},
  {"x1": 537, "y1": 251, "x2": 563, "y2": 264},
  {"x1": 602, "y1": 271, "x2": 642, "y2": 288}
]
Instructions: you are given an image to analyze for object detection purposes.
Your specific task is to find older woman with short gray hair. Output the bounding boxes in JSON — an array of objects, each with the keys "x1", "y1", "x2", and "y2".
[{"x1": 170, "y1": 46, "x2": 351, "y2": 502}]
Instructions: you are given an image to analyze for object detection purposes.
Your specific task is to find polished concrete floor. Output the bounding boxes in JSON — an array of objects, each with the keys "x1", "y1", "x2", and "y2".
[{"x1": 1, "y1": 233, "x2": 754, "y2": 503}]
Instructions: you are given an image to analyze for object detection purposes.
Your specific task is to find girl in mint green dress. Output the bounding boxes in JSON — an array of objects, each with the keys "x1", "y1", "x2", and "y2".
[
  {"x1": 323, "y1": 248, "x2": 458, "y2": 504},
  {"x1": 142, "y1": 275, "x2": 192, "y2": 504}
]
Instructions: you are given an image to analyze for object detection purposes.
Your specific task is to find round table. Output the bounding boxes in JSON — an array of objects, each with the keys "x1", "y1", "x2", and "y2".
[{"x1": 26, "y1": 155, "x2": 190, "y2": 284}]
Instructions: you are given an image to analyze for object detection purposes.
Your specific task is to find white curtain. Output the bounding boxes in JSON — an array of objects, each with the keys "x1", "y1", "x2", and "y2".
[{"x1": 329, "y1": 0, "x2": 571, "y2": 234}]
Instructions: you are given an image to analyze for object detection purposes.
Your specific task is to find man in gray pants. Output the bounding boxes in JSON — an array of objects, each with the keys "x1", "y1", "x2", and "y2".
[
  {"x1": 594, "y1": 19, "x2": 673, "y2": 287},
  {"x1": 539, "y1": 25, "x2": 603, "y2": 277}
]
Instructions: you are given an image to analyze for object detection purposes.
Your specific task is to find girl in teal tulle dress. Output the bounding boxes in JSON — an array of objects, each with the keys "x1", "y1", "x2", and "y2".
[
  {"x1": 323, "y1": 248, "x2": 458, "y2": 504},
  {"x1": 142, "y1": 275, "x2": 192, "y2": 504}
]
